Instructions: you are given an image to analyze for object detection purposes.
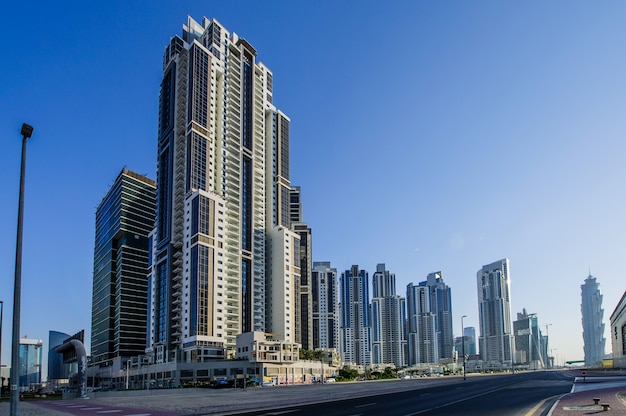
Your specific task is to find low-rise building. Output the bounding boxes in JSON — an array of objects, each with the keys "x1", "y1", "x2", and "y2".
[
  {"x1": 88, "y1": 332, "x2": 338, "y2": 390},
  {"x1": 235, "y1": 331, "x2": 300, "y2": 363},
  {"x1": 609, "y1": 291, "x2": 626, "y2": 369}
]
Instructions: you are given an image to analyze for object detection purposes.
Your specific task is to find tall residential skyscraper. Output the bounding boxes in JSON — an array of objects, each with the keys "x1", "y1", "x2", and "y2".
[
  {"x1": 407, "y1": 283, "x2": 437, "y2": 364},
  {"x1": 477, "y1": 259, "x2": 514, "y2": 367},
  {"x1": 148, "y1": 17, "x2": 298, "y2": 362},
  {"x1": 581, "y1": 274, "x2": 605, "y2": 367},
  {"x1": 371, "y1": 264, "x2": 407, "y2": 367},
  {"x1": 91, "y1": 168, "x2": 156, "y2": 363},
  {"x1": 340, "y1": 265, "x2": 371, "y2": 365},
  {"x1": 312, "y1": 262, "x2": 339, "y2": 350},
  {"x1": 423, "y1": 272, "x2": 454, "y2": 360}
]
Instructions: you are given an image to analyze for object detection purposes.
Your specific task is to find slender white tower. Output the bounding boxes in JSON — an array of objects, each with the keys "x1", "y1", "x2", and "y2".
[{"x1": 581, "y1": 274, "x2": 605, "y2": 367}]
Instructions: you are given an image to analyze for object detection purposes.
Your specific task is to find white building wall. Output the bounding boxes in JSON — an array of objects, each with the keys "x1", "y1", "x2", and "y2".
[
  {"x1": 149, "y1": 16, "x2": 292, "y2": 362},
  {"x1": 610, "y1": 291, "x2": 626, "y2": 369},
  {"x1": 267, "y1": 226, "x2": 300, "y2": 343}
]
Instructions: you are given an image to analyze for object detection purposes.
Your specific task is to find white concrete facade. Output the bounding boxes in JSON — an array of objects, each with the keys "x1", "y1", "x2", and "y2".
[
  {"x1": 609, "y1": 291, "x2": 626, "y2": 368},
  {"x1": 149, "y1": 16, "x2": 295, "y2": 363}
]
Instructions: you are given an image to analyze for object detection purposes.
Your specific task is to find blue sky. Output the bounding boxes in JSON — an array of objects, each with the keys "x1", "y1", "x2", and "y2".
[{"x1": 2, "y1": 1, "x2": 626, "y2": 370}]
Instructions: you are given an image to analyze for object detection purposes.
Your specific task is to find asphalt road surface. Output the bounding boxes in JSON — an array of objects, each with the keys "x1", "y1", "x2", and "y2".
[{"x1": 219, "y1": 371, "x2": 574, "y2": 416}]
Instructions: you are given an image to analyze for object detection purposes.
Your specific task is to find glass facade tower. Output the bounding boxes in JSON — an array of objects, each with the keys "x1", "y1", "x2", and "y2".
[
  {"x1": 91, "y1": 168, "x2": 156, "y2": 363},
  {"x1": 18, "y1": 338, "x2": 43, "y2": 392}
]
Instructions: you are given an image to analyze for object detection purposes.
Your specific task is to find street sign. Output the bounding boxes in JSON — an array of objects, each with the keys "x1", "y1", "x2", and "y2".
[{"x1": 581, "y1": 370, "x2": 587, "y2": 377}]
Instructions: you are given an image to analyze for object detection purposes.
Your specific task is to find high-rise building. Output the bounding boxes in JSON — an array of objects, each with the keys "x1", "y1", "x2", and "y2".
[
  {"x1": 290, "y1": 187, "x2": 313, "y2": 350},
  {"x1": 513, "y1": 309, "x2": 545, "y2": 369},
  {"x1": 371, "y1": 264, "x2": 407, "y2": 367},
  {"x1": 477, "y1": 259, "x2": 514, "y2": 367},
  {"x1": 581, "y1": 274, "x2": 605, "y2": 367},
  {"x1": 148, "y1": 17, "x2": 298, "y2": 362},
  {"x1": 407, "y1": 283, "x2": 437, "y2": 364},
  {"x1": 91, "y1": 168, "x2": 156, "y2": 363},
  {"x1": 423, "y1": 272, "x2": 454, "y2": 360},
  {"x1": 340, "y1": 265, "x2": 371, "y2": 365},
  {"x1": 312, "y1": 262, "x2": 339, "y2": 350},
  {"x1": 19, "y1": 337, "x2": 43, "y2": 391}
]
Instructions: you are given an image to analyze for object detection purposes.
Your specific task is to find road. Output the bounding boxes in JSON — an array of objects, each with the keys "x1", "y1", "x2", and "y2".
[{"x1": 220, "y1": 371, "x2": 574, "y2": 416}]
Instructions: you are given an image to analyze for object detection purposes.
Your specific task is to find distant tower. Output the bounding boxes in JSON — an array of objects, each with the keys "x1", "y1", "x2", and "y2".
[
  {"x1": 455, "y1": 326, "x2": 477, "y2": 358},
  {"x1": 464, "y1": 327, "x2": 477, "y2": 355},
  {"x1": 581, "y1": 274, "x2": 605, "y2": 367},
  {"x1": 477, "y1": 259, "x2": 514, "y2": 367},
  {"x1": 312, "y1": 262, "x2": 339, "y2": 350},
  {"x1": 423, "y1": 272, "x2": 454, "y2": 360},
  {"x1": 513, "y1": 309, "x2": 545, "y2": 369},
  {"x1": 340, "y1": 265, "x2": 371, "y2": 365},
  {"x1": 371, "y1": 264, "x2": 407, "y2": 367},
  {"x1": 406, "y1": 283, "x2": 438, "y2": 364}
]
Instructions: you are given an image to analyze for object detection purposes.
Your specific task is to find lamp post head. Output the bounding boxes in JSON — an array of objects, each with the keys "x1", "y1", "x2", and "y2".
[{"x1": 21, "y1": 123, "x2": 34, "y2": 139}]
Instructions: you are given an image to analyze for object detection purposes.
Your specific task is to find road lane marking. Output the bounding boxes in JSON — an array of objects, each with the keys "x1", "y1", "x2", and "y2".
[
  {"x1": 523, "y1": 394, "x2": 561, "y2": 416},
  {"x1": 355, "y1": 403, "x2": 376, "y2": 408},
  {"x1": 96, "y1": 411, "x2": 123, "y2": 414},
  {"x1": 265, "y1": 411, "x2": 301, "y2": 415},
  {"x1": 407, "y1": 409, "x2": 433, "y2": 415},
  {"x1": 407, "y1": 379, "x2": 534, "y2": 415},
  {"x1": 80, "y1": 408, "x2": 104, "y2": 410}
]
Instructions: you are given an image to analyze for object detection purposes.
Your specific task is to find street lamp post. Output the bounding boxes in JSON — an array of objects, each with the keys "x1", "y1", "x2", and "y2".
[
  {"x1": 10, "y1": 123, "x2": 34, "y2": 416},
  {"x1": 461, "y1": 315, "x2": 467, "y2": 381},
  {"x1": 545, "y1": 323, "x2": 552, "y2": 368}
]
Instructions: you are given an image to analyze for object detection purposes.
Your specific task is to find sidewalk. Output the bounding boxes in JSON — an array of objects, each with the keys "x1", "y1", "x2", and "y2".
[
  {"x1": 0, "y1": 401, "x2": 69, "y2": 416},
  {"x1": 549, "y1": 378, "x2": 626, "y2": 416}
]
